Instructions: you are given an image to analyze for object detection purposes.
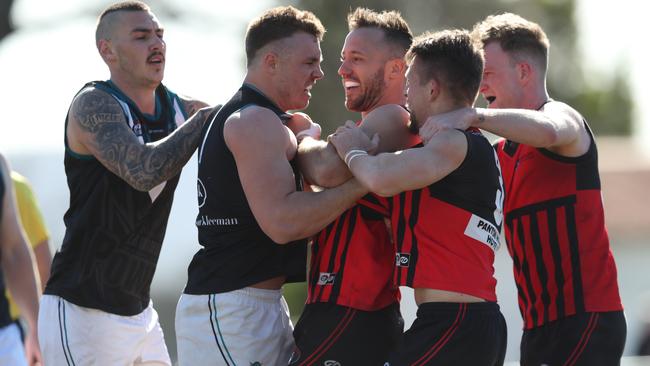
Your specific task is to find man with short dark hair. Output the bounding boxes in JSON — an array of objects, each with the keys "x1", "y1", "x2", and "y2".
[
  {"x1": 38, "y1": 1, "x2": 211, "y2": 364},
  {"x1": 331, "y1": 29, "x2": 507, "y2": 365},
  {"x1": 290, "y1": 8, "x2": 416, "y2": 365},
  {"x1": 420, "y1": 13, "x2": 626, "y2": 365},
  {"x1": 174, "y1": 6, "x2": 367, "y2": 366}
]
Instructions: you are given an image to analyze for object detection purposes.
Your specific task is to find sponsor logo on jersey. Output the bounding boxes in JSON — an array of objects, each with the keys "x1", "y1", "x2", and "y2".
[
  {"x1": 195, "y1": 216, "x2": 239, "y2": 227},
  {"x1": 395, "y1": 253, "x2": 411, "y2": 267},
  {"x1": 464, "y1": 214, "x2": 501, "y2": 251},
  {"x1": 197, "y1": 178, "x2": 207, "y2": 208},
  {"x1": 317, "y1": 272, "x2": 336, "y2": 285},
  {"x1": 324, "y1": 361, "x2": 341, "y2": 366}
]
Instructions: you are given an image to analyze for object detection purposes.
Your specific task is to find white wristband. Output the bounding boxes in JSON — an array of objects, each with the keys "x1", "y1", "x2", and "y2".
[
  {"x1": 346, "y1": 151, "x2": 368, "y2": 169},
  {"x1": 344, "y1": 149, "x2": 367, "y2": 166}
]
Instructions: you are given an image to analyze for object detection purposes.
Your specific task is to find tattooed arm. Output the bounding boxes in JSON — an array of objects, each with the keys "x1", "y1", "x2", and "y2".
[
  {"x1": 177, "y1": 94, "x2": 209, "y2": 119},
  {"x1": 67, "y1": 87, "x2": 215, "y2": 191}
]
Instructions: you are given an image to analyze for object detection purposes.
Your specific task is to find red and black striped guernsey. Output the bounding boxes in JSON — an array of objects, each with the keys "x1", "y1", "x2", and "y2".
[
  {"x1": 307, "y1": 194, "x2": 399, "y2": 311},
  {"x1": 496, "y1": 121, "x2": 623, "y2": 329},
  {"x1": 382, "y1": 130, "x2": 504, "y2": 302}
]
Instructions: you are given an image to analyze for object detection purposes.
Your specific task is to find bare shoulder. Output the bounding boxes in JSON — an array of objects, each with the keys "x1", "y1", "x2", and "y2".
[
  {"x1": 176, "y1": 94, "x2": 209, "y2": 117},
  {"x1": 362, "y1": 104, "x2": 409, "y2": 129},
  {"x1": 225, "y1": 106, "x2": 294, "y2": 162},
  {"x1": 427, "y1": 128, "x2": 467, "y2": 153},
  {"x1": 542, "y1": 100, "x2": 584, "y2": 126},
  {"x1": 227, "y1": 106, "x2": 283, "y2": 132},
  {"x1": 369, "y1": 104, "x2": 409, "y2": 119},
  {"x1": 363, "y1": 104, "x2": 416, "y2": 152},
  {"x1": 69, "y1": 87, "x2": 126, "y2": 132},
  {"x1": 224, "y1": 106, "x2": 287, "y2": 145}
]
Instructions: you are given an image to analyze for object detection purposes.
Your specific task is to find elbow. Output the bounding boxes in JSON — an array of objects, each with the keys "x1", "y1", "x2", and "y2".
[
  {"x1": 362, "y1": 172, "x2": 397, "y2": 197},
  {"x1": 269, "y1": 231, "x2": 300, "y2": 245},
  {"x1": 371, "y1": 185, "x2": 398, "y2": 198},
  {"x1": 312, "y1": 166, "x2": 351, "y2": 188},
  {"x1": 261, "y1": 223, "x2": 301, "y2": 245},
  {"x1": 128, "y1": 176, "x2": 167, "y2": 192},
  {"x1": 541, "y1": 127, "x2": 561, "y2": 147},
  {"x1": 298, "y1": 156, "x2": 350, "y2": 188},
  {"x1": 130, "y1": 181, "x2": 155, "y2": 192}
]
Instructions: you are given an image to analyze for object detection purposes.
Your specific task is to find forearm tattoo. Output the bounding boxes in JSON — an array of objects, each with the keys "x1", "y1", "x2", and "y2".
[{"x1": 72, "y1": 91, "x2": 211, "y2": 191}]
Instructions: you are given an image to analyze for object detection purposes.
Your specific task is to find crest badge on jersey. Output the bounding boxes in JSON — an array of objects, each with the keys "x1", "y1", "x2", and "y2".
[{"x1": 197, "y1": 178, "x2": 207, "y2": 208}]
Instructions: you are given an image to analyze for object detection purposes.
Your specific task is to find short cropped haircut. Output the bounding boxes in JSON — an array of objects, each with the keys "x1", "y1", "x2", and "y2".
[
  {"x1": 472, "y1": 13, "x2": 549, "y2": 72},
  {"x1": 406, "y1": 29, "x2": 484, "y2": 105},
  {"x1": 347, "y1": 7, "x2": 413, "y2": 58},
  {"x1": 245, "y1": 6, "x2": 325, "y2": 65},
  {"x1": 96, "y1": 1, "x2": 150, "y2": 46}
]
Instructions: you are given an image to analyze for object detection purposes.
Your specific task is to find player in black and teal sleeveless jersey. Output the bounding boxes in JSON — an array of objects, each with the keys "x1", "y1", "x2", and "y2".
[
  {"x1": 44, "y1": 79, "x2": 189, "y2": 315},
  {"x1": 38, "y1": 3, "x2": 213, "y2": 365}
]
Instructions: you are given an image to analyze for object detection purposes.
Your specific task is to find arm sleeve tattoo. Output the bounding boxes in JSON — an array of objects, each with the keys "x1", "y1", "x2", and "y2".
[{"x1": 72, "y1": 90, "x2": 212, "y2": 191}]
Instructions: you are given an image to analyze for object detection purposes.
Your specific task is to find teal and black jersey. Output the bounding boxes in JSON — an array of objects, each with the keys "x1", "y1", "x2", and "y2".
[
  {"x1": 184, "y1": 84, "x2": 307, "y2": 295},
  {"x1": 0, "y1": 169, "x2": 12, "y2": 328},
  {"x1": 44, "y1": 81, "x2": 187, "y2": 316}
]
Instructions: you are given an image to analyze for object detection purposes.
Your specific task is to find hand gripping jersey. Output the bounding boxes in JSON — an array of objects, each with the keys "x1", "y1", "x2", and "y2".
[
  {"x1": 0, "y1": 170, "x2": 12, "y2": 328},
  {"x1": 388, "y1": 129, "x2": 504, "y2": 301},
  {"x1": 307, "y1": 193, "x2": 399, "y2": 311},
  {"x1": 496, "y1": 118, "x2": 622, "y2": 329},
  {"x1": 45, "y1": 80, "x2": 187, "y2": 316},
  {"x1": 184, "y1": 84, "x2": 307, "y2": 295}
]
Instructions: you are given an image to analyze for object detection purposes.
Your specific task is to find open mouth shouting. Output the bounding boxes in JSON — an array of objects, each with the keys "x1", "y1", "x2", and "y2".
[{"x1": 147, "y1": 52, "x2": 165, "y2": 65}]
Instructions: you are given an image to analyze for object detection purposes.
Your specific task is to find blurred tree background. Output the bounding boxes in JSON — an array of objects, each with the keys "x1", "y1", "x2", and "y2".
[
  {"x1": 291, "y1": 0, "x2": 632, "y2": 136},
  {"x1": 283, "y1": 0, "x2": 633, "y2": 319}
]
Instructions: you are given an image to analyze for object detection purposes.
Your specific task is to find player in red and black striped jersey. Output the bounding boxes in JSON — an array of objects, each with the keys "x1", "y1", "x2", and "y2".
[
  {"x1": 331, "y1": 30, "x2": 507, "y2": 366},
  {"x1": 420, "y1": 13, "x2": 625, "y2": 366},
  {"x1": 290, "y1": 9, "x2": 418, "y2": 366}
]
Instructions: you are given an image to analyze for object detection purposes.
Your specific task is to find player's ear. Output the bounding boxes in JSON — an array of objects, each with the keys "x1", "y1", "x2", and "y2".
[
  {"x1": 428, "y1": 78, "x2": 440, "y2": 103},
  {"x1": 98, "y1": 39, "x2": 116, "y2": 63},
  {"x1": 263, "y1": 52, "x2": 279, "y2": 74},
  {"x1": 385, "y1": 58, "x2": 406, "y2": 81},
  {"x1": 516, "y1": 61, "x2": 533, "y2": 86}
]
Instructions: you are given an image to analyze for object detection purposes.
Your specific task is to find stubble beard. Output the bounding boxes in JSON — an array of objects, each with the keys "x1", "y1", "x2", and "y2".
[{"x1": 346, "y1": 68, "x2": 386, "y2": 113}]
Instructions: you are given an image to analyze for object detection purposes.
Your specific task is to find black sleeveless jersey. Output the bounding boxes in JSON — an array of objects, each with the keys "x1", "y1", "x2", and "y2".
[
  {"x1": 0, "y1": 170, "x2": 12, "y2": 328},
  {"x1": 184, "y1": 84, "x2": 307, "y2": 294},
  {"x1": 44, "y1": 81, "x2": 187, "y2": 316}
]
